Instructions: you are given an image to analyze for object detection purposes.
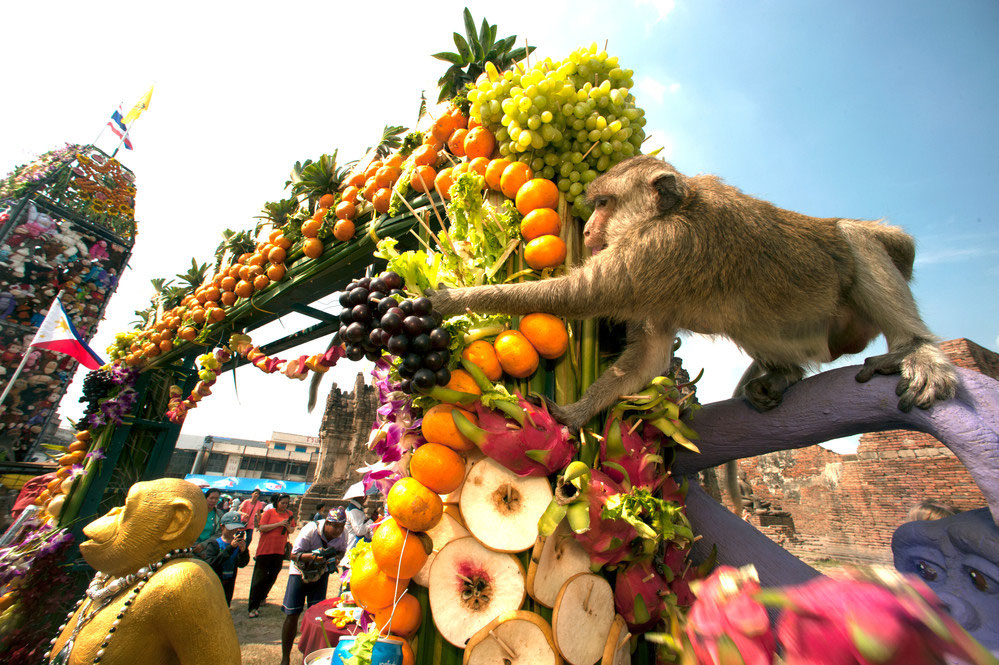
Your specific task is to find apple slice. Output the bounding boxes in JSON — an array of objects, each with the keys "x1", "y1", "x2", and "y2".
[
  {"x1": 527, "y1": 520, "x2": 593, "y2": 607},
  {"x1": 429, "y1": 536, "x2": 527, "y2": 648},
  {"x1": 441, "y1": 448, "x2": 485, "y2": 504},
  {"x1": 412, "y1": 506, "x2": 470, "y2": 587},
  {"x1": 601, "y1": 615, "x2": 631, "y2": 665},
  {"x1": 552, "y1": 573, "x2": 615, "y2": 665},
  {"x1": 464, "y1": 610, "x2": 562, "y2": 665},
  {"x1": 460, "y1": 457, "x2": 552, "y2": 553}
]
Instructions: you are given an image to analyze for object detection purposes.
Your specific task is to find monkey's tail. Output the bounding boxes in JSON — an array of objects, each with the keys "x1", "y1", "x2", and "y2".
[
  {"x1": 724, "y1": 362, "x2": 763, "y2": 514},
  {"x1": 307, "y1": 337, "x2": 337, "y2": 413}
]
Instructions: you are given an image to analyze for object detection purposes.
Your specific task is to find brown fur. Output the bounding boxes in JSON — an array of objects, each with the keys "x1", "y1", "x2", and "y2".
[{"x1": 428, "y1": 155, "x2": 957, "y2": 435}]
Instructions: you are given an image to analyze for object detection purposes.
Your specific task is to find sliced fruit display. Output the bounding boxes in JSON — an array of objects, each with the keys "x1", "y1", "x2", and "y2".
[
  {"x1": 440, "y1": 448, "x2": 485, "y2": 504},
  {"x1": 526, "y1": 520, "x2": 592, "y2": 607},
  {"x1": 460, "y1": 457, "x2": 552, "y2": 553},
  {"x1": 412, "y1": 506, "x2": 470, "y2": 587},
  {"x1": 601, "y1": 615, "x2": 632, "y2": 665},
  {"x1": 463, "y1": 610, "x2": 562, "y2": 665},
  {"x1": 429, "y1": 536, "x2": 526, "y2": 648},
  {"x1": 552, "y1": 573, "x2": 615, "y2": 665}
]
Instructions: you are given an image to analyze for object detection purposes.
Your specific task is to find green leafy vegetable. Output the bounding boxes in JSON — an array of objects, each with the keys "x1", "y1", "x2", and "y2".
[
  {"x1": 443, "y1": 172, "x2": 521, "y2": 285},
  {"x1": 343, "y1": 627, "x2": 379, "y2": 665},
  {"x1": 374, "y1": 238, "x2": 455, "y2": 296},
  {"x1": 601, "y1": 488, "x2": 693, "y2": 557}
]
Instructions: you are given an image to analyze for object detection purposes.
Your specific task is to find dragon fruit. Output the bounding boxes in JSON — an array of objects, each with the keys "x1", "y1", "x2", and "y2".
[
  {"x1": 599, "y1": 417, "x2": 665, "y2": 491},
  {"x1": 615, "y1": 558, "x2": 668, "y2": 631},
  {"x1": 451, "y1": 393, "x2": 575, "y2": 477},
  {"x1": 686, "y1": 565, "x2": 776, "y2": 665},
  {"x1": 570, "y1": 469, "x2": 638, "y2": 567}
]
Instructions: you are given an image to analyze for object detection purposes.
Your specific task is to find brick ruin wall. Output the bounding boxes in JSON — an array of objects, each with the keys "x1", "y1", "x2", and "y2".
[{"x1": 733, "y1": 338, "x2": 996, "y2": 565}]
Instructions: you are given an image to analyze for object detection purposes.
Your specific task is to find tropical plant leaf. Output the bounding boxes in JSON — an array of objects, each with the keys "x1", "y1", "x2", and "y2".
[
  {"x1": 479, "y1": 18, "x2": 492, "y2": 54},
  {"x1": 432, "y1": 51, "x2": 464, "y2": 65},
  {"x1": 453, "y1": 32, "x2": 471, "y2": 61},
  {"x1": 463, "y1": 8, "x2": 482, "y2": 60}
]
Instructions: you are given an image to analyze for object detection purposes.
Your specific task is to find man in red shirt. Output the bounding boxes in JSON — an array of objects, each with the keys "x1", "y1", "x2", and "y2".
[
  {"x1": 239, "y1": 488, "x2": 265, "y2": 545},
  {"x1": 247, "y1": 493, "x2": 296, "y2": 618}
]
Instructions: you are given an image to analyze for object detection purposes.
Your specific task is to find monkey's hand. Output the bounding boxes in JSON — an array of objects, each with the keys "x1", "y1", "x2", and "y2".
[
  {"x1": 527, "y1": 393, "x2": 593, "y2": 435},
  {"x1": 856, "y1": 341, "x2": 958, "y2": 412}
]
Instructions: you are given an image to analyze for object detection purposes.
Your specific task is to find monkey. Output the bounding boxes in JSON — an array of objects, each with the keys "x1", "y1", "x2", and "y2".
[{"x1": 427, "y1": 155, "x2": 958, "y2": 439}]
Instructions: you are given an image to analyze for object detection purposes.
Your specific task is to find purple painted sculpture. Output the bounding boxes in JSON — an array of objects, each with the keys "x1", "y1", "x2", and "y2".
[
  {"x1": 676, "y1": 365, "x2": 999, "y2": 642},
  {"x1": 892, "y1": 508, "x2": 999, "y2": 651}
]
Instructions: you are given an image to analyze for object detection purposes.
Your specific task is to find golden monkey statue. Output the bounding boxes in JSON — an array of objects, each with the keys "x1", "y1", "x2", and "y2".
[{"x1": 45, "y1": 478, "x2": 240, "y2": 665}]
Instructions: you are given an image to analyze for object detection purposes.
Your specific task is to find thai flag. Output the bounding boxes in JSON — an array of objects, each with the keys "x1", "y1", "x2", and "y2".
[
  {"x1": 29, "y1": 298, "x2": 104, "y2": 370},
  {"x1": 107, "y1": 105, "x2": 133, "y2": 150}
]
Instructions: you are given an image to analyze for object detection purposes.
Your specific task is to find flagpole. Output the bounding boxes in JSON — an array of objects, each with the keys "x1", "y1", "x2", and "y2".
[
  {"x1": 0, "y1": 290, "x2": 65, "y2": 409},
  {"x1": 110, "y1": 115, "x2": 139, "y2": 159}
]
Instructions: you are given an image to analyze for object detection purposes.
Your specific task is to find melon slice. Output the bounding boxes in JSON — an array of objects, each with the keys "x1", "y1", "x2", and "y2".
[
  {"x1": 412, "y1": 506, "x2": 470, "y2": 587},
  {"x1": 552, "y1": 572, "x2": 615, "y2": 665},
  {"x1": 460, "y1": 457, "x2": 552, "y2": 553},
  {"x1": 441, "y1": 448, "x2": 485, "y2": 504},
  {"x1": 601, "y1": 615, "x2": 632, "y2": 665},
  {"x1": 463, "y1": 610, "x2": 562, "y2": 665},
  {"x1": 429, "y1": 536, "x2": 526, "y2": 648},
  {"x1": 526, "y1": 519, "x2": 593, "y2": 607}
]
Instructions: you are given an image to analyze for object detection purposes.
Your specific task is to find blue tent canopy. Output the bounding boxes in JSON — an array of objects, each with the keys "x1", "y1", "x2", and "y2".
[{"x1": 184, "y1": 474, "x2": 311, "y2": 496}]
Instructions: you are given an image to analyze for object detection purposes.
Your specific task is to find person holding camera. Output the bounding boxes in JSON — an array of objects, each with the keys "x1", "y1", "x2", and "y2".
[
  {"x1": 200, "y1": 511, "x2": 251, "y2": 606},
  {"x1": 279, "y1": 507, "x2": 347, "y2": 665},
  {"x1": 247, "y1": 493, "x2": 296, "y2": 618}
]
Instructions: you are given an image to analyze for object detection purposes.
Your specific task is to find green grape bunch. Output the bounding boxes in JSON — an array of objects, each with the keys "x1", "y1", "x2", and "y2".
[{"x1": 467, "y1": 43, "x2": 647, "y2": 219}]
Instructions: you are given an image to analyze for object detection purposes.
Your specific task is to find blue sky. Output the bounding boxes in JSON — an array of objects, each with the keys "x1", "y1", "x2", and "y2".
[{"x1": 0, "y1": 1, "x2": 996, "y2": 448}]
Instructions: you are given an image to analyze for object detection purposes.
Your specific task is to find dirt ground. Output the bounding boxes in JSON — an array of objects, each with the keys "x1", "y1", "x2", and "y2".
[{"x1": 230, "y1": 530, "x2": 340, "y2": 665}]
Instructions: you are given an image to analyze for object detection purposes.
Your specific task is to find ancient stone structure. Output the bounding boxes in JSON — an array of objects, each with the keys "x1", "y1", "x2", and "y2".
[
  {"x1": 734, "y1": 338, "x2": 995, "y2": 565},
  {"x1": 299, "y1": 372, "x2": 378, "y2": 520}
]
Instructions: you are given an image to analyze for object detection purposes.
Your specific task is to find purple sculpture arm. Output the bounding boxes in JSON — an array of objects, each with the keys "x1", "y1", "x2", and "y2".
[{"x1": 673, "y1": 367, "x2": 999, "y2": 523}]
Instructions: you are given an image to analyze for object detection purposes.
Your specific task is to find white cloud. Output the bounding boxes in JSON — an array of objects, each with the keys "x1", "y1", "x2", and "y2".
[
  {"x1": 914, "y1": 246, "x2": 999, "y2": 266},
  {"x1": 635, "y1": 0, "x2": 677, "y2": 23},
  {"x1": 668, "y1": 83, "x2": 682, "y2": 94},
  {"x1": 635, "y1": 75, "x2": 668, "y2": 104}
]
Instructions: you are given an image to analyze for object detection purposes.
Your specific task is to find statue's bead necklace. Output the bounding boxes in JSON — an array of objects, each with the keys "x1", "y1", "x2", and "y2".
[{"x1": 42, "y1": 548, "x2": 193, "y2": 665}]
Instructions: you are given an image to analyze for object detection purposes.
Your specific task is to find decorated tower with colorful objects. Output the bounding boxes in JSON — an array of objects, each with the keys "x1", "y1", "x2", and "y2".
[{"x1": 0, "y1": 144, "x2": 135, "y2": 460}]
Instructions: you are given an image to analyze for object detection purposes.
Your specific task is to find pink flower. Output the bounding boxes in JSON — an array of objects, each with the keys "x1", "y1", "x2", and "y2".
[{"x1": 686, "y1": 566, "x2": 775, "y2": 665}]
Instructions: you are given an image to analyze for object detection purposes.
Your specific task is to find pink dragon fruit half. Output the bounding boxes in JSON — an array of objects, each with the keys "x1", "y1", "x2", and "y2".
[
  {"x1": 615, "y1": 558, "x2": 668, "y2": 631},
  {"x1": 572, "y1": 469, "x2": 637, "y2": 567},
  {"x1": 686, "y1": 566, "x2": 776, "y2": 665},
  {"x1": 451, "y1": 394, "x2": 576, "y2": 477},
  {"x1": 599, "y1": 418, "x2": 665, "y2": 491}
]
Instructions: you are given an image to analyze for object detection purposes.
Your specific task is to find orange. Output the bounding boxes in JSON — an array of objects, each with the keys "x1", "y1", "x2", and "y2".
[
  {"x1": 342, "y1": 185, "x2": 360, "y2": 204},
  {"x1": 450, "y1": 108, "x2": 468, "y2": 129},
  {"x1": 500, "y1": 162, "x2": 533, "y2": 199},
  {"x1": 319, "y1": 193, "x2": 336, "y2": 209},
  {"x1": 179, "y1": 326, "x2": 197, "y2": 342},
  {"x1": 253, "y1": 274, "x2": 270, "y2": 291},
  {"x1": 373, "y1": 188, "x2": 392, "y2": 214},
  {"x1": 484, "y1": 158, "x2": 511, "y2": 191},
  {"x1": 421, "y1": 404, "x2": 478, "y2": 452},
  {"x1": 312, "y1": 207, "x2": 328, "y2": 222},
  {"x1": 301, "y1": 220, "x2": 322, "y2": 238},
  {"x1": 267, "y1": 246, "x2": 286, "y2": 264},
  {"x1": 410, "y1": 165, "x2": 437, "y2": 194},
  {"x1": 248, "y1": 252, "x2": 267, "y2": 267},
  {"x1": 452, "y1": 162, "x2": 470, "y2": 178},
  {"x1": 411, "y1": 144, "x2": 438, "y2": 167},
  {"x1": 467, "y1": 157, "x2": 490, "y2": 177},
  {"x1": 515, "y1": 178, "x2": 560, "y2": 215},
  {"x1": 387, "y1": 477, "x2": 443, "y2": 532},
  {"x1": 335, "y1": 200, "x2": 356, "y2": 220},
  {"x1": 220, "y1": 291, "x2": 237, "y2": 307},
  {"x1": 209, "y1": 308, "x2": 225, "y2": 323},
  {"x1": 350, "y1": 548, "x2": 408, "y2": 611},
  {"x1": 434, "y1": 167, "x2": 455, "y2": 200},
  {"x1": 524, "y1": 235, "x2": 567, "y2": 270},
  {"x1": 461, "y1": 339, "x2": 503, "y2": 381},
  {"x1": 266, "y1": 263, "x2": 286, "y2": 281},
  {"x1": 234, "y1": 280, "x2": 254, "y2": 298},
  {"x1": 159, "y1": 339, "x2": 174, "y2": 352},
  {"x1": 493, "y1": 330, "x2": 539, "y2": 378},
  {"x1": 463, "y1": 126, "x2": 495, "y2": 160},
  {"x1": 445, "y1": 369, "x2": 482, "y2": 396},
  {"x1": 385, "y1": 153, "x2": 404, "y2": 168},
  {"x1": 365, "y1": 160, "x2": 384, "y2": 179},
  {"x1": 347, "y1": 172, "x2": 366, "y2": 188},
  {"x1": 372, "y1": 518, "x2": 431, "y2": 579},
  {"x1": 373, "y1": 594, "x2": 422, "y2": 638},
  {"x1": 432, "y1": 114, "x2": 457, "y2": 142},
  {"x1": 303, "y1": 238, "x2": 323, "y2": 259},
  {"x1": 519, "y1": 313, "x2": 569, "y2": 360},
  {"x1": 375, "y1": 166, "x2": 400, "y2": 189},
  {"x1": 400, "y1": 639, "x2": 415, "y2": 665},
  {"x1": 363, "y1": 177, "x2": 380, "y2": 201},
  {"x1": 410, "y1": 443, "x2": 466, "y2": 494},
  {"x1": 447, "y1": 128, "x2": 468, "y2": 157},
  {"x1": 333, "y1": 220, "x2": 355, "y2": 242},
  {"x1": 521, "y1": 208, "x2": 561, "y2": 241}
]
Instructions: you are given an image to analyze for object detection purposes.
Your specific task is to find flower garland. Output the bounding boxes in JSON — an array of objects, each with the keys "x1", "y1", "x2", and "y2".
[
  {"x1": 360, "y1": 357, "x2": 426, "y2": 494},
  {"x1": 79, "y1": 365, "x2": 139, "y2": 430},
  {"x1": 165, "y1": 348, "x2": 231, "y2": 424},
  {"x1": 0, "y1": 144, "x2": 81, "y2": 203}
]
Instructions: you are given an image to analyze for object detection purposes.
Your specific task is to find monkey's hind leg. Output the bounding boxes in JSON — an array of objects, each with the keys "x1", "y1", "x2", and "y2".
[{"x1": 740, "y1": 360, "x2": 805, "y2": 412}]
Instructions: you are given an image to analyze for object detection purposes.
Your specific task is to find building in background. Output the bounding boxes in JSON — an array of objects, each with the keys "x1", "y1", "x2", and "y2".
[{"x1": 165, "y1": 431, "x2": 320, "y2": 485}]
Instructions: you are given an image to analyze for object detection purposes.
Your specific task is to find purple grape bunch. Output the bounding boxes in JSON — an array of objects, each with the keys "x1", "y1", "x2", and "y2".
[{"x1": 336, "y1": 271, "x2": 451, "y2": 395}]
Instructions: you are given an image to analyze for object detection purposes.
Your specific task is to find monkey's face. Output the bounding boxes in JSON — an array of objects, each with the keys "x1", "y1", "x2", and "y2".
[
  {"x1": 80, "y1": 479, "x2": 206, "y2": 576},
  {"x1": 583, "y1": 156, "x2": 688, "y2": 253}
]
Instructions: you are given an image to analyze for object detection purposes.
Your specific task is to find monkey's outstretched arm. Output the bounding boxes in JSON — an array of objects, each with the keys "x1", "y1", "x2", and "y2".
[
  {"x1": 551, "y1": 320, "x2": 675, "y2": 430},
  {"x1": 429, "y1": 260, "x2": 629, "y2": 320}
]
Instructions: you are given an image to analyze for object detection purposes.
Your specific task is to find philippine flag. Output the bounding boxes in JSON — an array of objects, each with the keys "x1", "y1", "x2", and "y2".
[
  {"x1": 107, "y1": 105, "x2": 134, "y2": 150},
  {"x1": 30, "y1": 298, "x2": 104, "y2": 370}
]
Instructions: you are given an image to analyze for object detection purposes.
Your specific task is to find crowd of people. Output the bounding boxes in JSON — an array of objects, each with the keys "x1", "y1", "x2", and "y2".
[{"x1": 192, "y1": 485, "x2": 382, "y2": 665}]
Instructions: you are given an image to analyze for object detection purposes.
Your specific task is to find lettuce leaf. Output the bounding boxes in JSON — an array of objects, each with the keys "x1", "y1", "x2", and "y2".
[{"x1": 602, "y1": 488, "x2": 693, "y2": 557}]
